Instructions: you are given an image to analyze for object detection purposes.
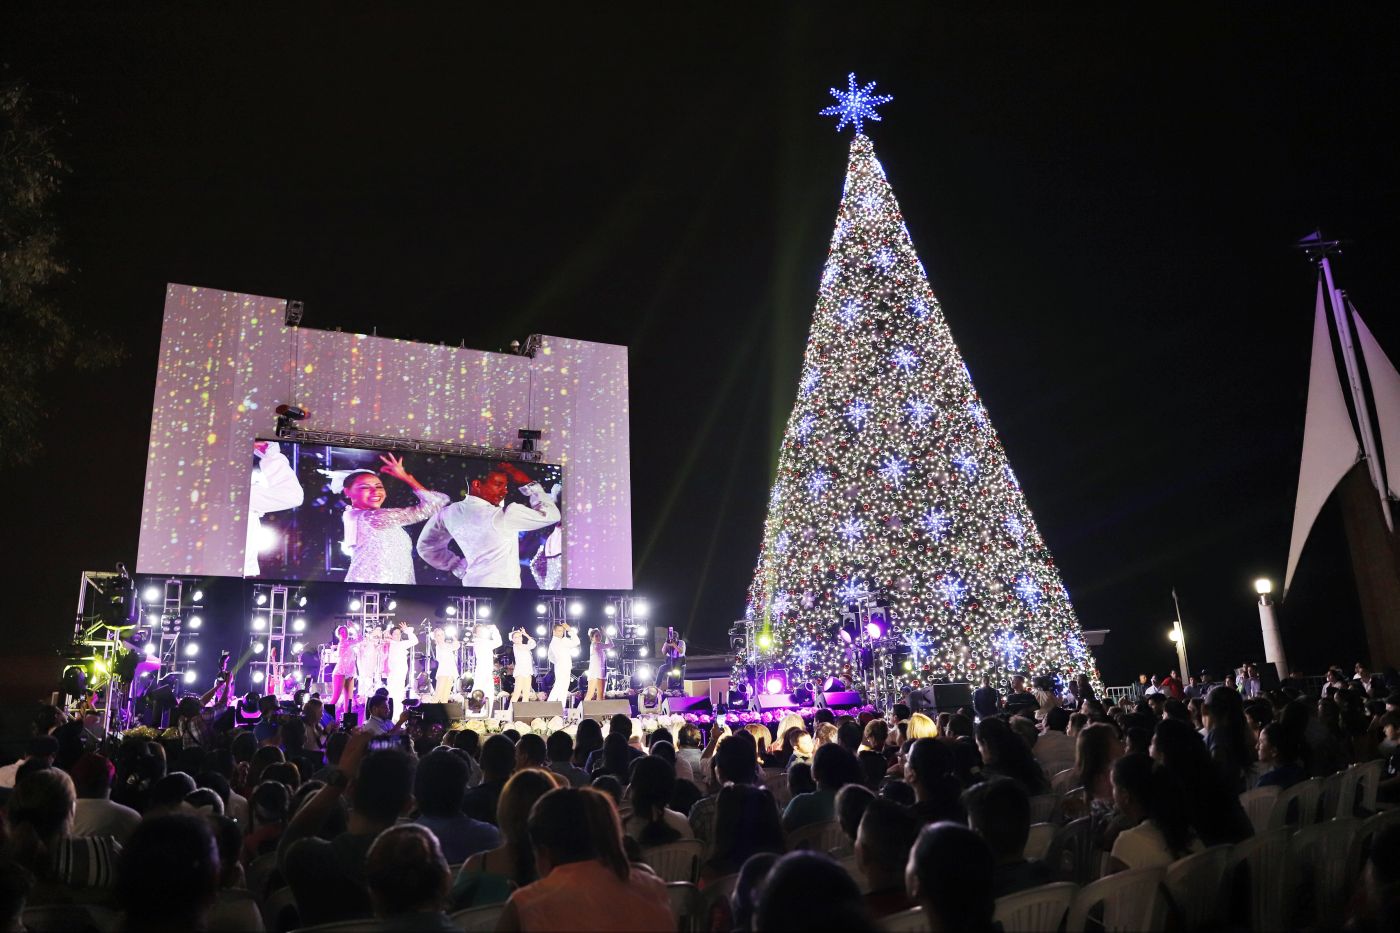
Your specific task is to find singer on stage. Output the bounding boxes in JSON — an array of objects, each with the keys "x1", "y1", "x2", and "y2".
[{"x1": 546, "y1": 622, "x2": 579, "y2": 703}]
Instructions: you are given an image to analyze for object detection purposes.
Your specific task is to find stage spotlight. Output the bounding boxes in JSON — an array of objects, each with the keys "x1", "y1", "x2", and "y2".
[
  {"x1": 188, "y1": 615, "x2": 202, "y2": 629},
  {"x1": 634, "y1": 599, "x2": 649, "y2": 618},
  {"x1": 292, "y1": 618, "x2": 305, "y2": 632},
  {"x1": 479, "y1": 605, "x2": 492, "y2": 619},
  {"x1": 535, "y1": 602, "x2": 548, "y2": 616},
  {"x1": 252, "y1": 616, "x2": 266, "y2": 630},
  {"x1": 605, "y1": 624, "x2": 617, "y2": 638},
  {"x1": 143, "y1": 586, "x2": 161, "y2": 603},
  {"x1": 604, "y1": 604, "x2": 617, "y2": 617},
  {"x1": 865, "y1": 621, "x2": 884, "y2": 640},
  {"x1": 146, "y1": 613, "x2": 160, "y2": 627},
  {"x1": 387, "y1": 599, "x2": 397, "y2": 610},
  {"x1": 185, "y1": 643, "x2": 198, "y2": 657},
  {"x1": 791, "y1": 685, "x2": 813, "y2": 705},
  {"x1": 252, "y1": 671, "x2": 265, "y2": 684},
  {"x1": 298, "y1": 595, "x2": 308, "y2": 607},
  {"x1": 182, "y1": 670, "x2": 197, "y2": 684},
  {"x1": 445, "y1": 625, "x2": 458, "y2": 639},
  {"x1": 445, "y1": 605, "x2": 458, "y2": 617},
  {"x1": 607, "y1": 649, "x2": 616, "y2": 659},
  {"x1": 143, "y1": 643, "x2": 157, "y2": 656},
  {"x1": 635, "y1": 625, "x2": 647, "y2": 637},
  {"x1": 292, "y1": 642, "x2": 305, "y2": 654},
  {"x1": 191, "y1": 589, "x2": 204, "y2": 602},
  {"x1": 349, "y1": 598, "x2": 362, "y2": 612},
  {"x1": 903, "y1": 659, "x2": 913, "y2": 671},
  {"x1": 569, "y1": 602, "x2": 585, "y2": 618},
  {"x1": 535, "y1": 646, "x2": 547, "y2": 658},
  {"x1": 640, "y1": 647, "x2": 649, "y2": 657},
  {"x1": 638, "y1": 664, "x2": 653, "y2": 681},
  {"x1": 534, "y1": 624, "x2": 546, "y2": 636},
  {"x1": 757, "y1": 633, "x2": 772, "y2": 649},
  {"x1": 255, "y1": 593, "x2": 267, "y2": 606},
  {"x1": 765, "y1": 677, "x2": 784, "y2": 695},
  {"x1": 252, "y1": 642, "x2": 265, "y2": 654}
]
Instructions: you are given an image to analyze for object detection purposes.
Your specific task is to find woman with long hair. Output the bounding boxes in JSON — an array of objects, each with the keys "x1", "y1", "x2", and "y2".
[
  {"x1": 974, "y1": 718, "x2": 1049, "y2": 795},
  {"x1": 338, "y1": 455, "x2": 448, "y2": 585},
  {"x1": 592, "y1": 733, "x2": 632, "y2": 782},
  {"x1": 623, "y1": 756, "x2": 693, "y2": 846},
  {"x1": 1107, "y1": 754, "x2": 1201, "y2": 870},
  {"x1": 1072, "y1": 722, "x2": 1122, "y2": 806},
  {"x1": 1150, "y1": 718, "x2": 1253, "y2": 845},
  {"x1": 454, "y1": 768, "x2": 562, "y2": 908},
  {"x1": 572, "y1": 718, "x2": 603, "y2": 770},
  {"x1": 703, "y1": 783, "x2": 786, "y2": 882},
  {"x1": 582, "y1": 628, "x2": 611, "y2": 703},
  {"x1": 1202, "y1": 685, "x2": 1255, "y2": 792}
]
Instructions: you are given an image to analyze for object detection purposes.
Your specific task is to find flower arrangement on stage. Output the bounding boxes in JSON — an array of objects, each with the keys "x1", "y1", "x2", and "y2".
[{"x1": 446, "y1": 705, "x2": 879, "y2": 739}]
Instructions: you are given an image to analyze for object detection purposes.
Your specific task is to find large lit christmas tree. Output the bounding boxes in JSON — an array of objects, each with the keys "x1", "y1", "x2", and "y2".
[{"x1": 742, "y1": 75, "x2": 1100, "y2": 702}]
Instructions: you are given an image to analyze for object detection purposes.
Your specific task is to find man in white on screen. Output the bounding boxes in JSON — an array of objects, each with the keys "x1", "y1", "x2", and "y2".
[
  {"x1": 471, "y1": 621, "x2": 503, "y2": 703},
  {"x1": 546, "y1": 622, "x2": 580, "y2": 704},
  {"x1": 509, "y1": 628, "x2": 537, "y2": 705},
  {"x1": 415, "y1": 461, "x2": 560, "y2": 588},
  {"x1": 245, "y1": 441, "x2": 305, "y2": 577}
]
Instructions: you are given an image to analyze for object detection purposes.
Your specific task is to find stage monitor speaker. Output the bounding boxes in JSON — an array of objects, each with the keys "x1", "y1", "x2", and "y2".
[
  {"x1": 757, "y1": 694, "x2": 801, "y2": 711},
  {"x1": 1257, "y1": 663, "x2": 1280, "y2": 692},
  {"x1": 580, "y1": 700, "x2": 633, "y2": 720},
  {"x1": 664, "y1": 696, "x2": 713, "y2": 715},
  {"x1": 929, "y1": 682, "x2": 974, "y2": 713},
  {"x1": 512, "y1": 701, "x2": 566, "y2": 721},
  {"x1": 417, "y1": 703, "x2": 457, "y2": 728},
  {"x1": 822, "y1": 691, "x2": 862, "y2": 710}
]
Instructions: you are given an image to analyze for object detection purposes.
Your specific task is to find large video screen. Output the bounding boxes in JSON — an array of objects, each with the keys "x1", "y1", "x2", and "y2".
[{"x1": 247, "y1": 439, "x2": 564, "y2": 588}]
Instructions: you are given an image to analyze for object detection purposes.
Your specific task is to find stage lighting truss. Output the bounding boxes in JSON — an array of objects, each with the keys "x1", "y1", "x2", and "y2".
[
  {"x1": 271, "y1": 424, "x2": 541, "y2": 464},
  {"x1": 245, "y1": 583, "x2": 307, "y2": 699},
  {"x1": 607, "y1": 594, "x2": 656, "y2": 685}
]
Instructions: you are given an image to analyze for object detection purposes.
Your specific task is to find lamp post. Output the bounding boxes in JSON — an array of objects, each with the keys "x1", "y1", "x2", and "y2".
[
  {"x1": 1255, "y1": 578, "x2": 1289, "y2": 679},
  {"x1": 1168, "y1": 589, "x2": 1191, "y2": 682}
]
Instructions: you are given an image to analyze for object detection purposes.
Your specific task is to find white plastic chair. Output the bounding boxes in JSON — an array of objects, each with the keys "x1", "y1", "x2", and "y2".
[
  {"x1": 1028, "y1": 793, "x2": 1059, "y2": 824},
  {"x1": 666, "y1": 881, "x2": 699, "y2": 933},
  {"x1": 642, "y1": 839, "x2": 704, "y2": 883},
  {"x1": 1051, "y1": 768, "x2": 1077, "y2": 795},
  {"x1": 1024, "y1": 822, "x2": 1057, "y2": 861},
  {"x1": 1045, "y1": 817, "x2": 1099, "y2": 886},
  {"x1": 1066, "y1": 865, "x2": 1167, "y2": 932},
  {"x1": 288, "y1": 920, "x2": 384, "y2": 933},
  {"x1": 1163, "y1": 844, "x2": 1231, "y2": 932},
  {"x1": 1348, "y1": 807, "x2": 1400, "y2": 879},
  {"x1": 1224, "y1": 826, "x2": 1292, "y2": 933},
  {"x1": 1321, "y1": 767, "x2": 1367, "y2": 820},
  {"x1": 1238, "y1": 786, "x2": 1280, "y2": 835},
  {"x1": 788, "y1": 819, "x2": 846, "y2": 853},
  {"x1": 1290, "y1": 819, "x2": 1359, "y2": 923},
  {"x1": 451, "y1": 903, "x2": 504, "y2": 933},
  {"x1": 261, "y1": 885, "x2": 299, "y2": 933},
  {"x1": 1269, "y1": 776, "x2": 1323, "y2": 829},
  {"x1": 879, "y1": 906, "x2": 926, "y2": 932},
  {"x1": 993, "y1": 881, "x2": 1077, "y2": 933},
  {"x1": 1353, "y1": 758, "x2": 1384, "y2": 814}
]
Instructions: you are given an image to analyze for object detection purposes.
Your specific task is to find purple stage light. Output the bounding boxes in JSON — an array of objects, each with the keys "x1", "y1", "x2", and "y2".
[
  {"x1": 866, "y1": 621, "x2": 884, "y2": 639},
  {"x1": 765, "y1": 677, "x2": 782, "y2": 694}
]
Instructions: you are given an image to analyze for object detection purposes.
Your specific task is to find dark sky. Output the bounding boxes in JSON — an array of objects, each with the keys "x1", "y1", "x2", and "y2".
[{"x1": 5, "y1": 5, "x2": 1400, "y2": 684}]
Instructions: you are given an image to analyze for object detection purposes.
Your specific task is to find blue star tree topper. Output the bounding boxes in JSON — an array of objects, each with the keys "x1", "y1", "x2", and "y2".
[{"x1": 819, "y1": 73, "x2": 894, "y2": 135}]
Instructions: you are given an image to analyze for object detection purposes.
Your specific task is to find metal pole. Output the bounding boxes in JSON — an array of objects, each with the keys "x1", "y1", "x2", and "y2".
[
  {"x1": 1320, "y1": 258, "x2": 1394, "y2": 531},
  {"x1": 1257, "y1": 592, "x2": 1289, "y2": 679}
]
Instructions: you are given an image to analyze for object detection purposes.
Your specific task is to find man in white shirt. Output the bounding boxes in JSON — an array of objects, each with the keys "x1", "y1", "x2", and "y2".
[
  {"x1": 416, "y1": 462, "x2": 560, "y2": 589},
  {"x1": 70, "y1": 752, "x2": 141, "y2": 843},
  {"x1": 245, "y1": 440, "x2": 305, "y2": 577},
  {"x1": 674, "y1": 724, "x2": 705, "y2": 787},
  {"x1": 1032, "y1": 708, "x2": 1076, "y2": 781},
  {"x1": 509, "y1": 628, "x2": 537, "y2": 705},
  {"x1": 546, "y1": 623, "x2": 580, "y2": 703}
]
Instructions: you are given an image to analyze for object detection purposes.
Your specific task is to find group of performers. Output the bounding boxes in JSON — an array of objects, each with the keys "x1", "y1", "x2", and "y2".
[{"x1": 315, "y1": 621, "x2": 688, "y2": 717}]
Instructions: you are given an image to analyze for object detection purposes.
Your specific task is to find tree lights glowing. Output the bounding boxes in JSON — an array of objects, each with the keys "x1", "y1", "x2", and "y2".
[{"x1": 742, "y1": 127, "x2": 1100, "y2": 699}]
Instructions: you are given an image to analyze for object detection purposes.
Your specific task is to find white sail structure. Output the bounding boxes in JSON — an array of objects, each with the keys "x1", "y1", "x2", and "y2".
[
  {"x1": 1352, "y1": 305, "x2": 1400, "y2": 501},
  {"x1": 1284, "y1": 282, "x2": 1361, "y2": 594}
]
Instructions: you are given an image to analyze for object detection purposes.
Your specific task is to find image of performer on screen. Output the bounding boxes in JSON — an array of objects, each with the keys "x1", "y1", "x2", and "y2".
[
  {"x1": 245, "y1": 441, "x2": 305, "y2": 577},
  {"x1": 583, "y1": 627, "x2": 611, "y2": 702},
  {"x1": 415, "y1": 461, "x2": 560, "y2": 589},
  {"x1": 546, "y1": 622, "x2": 579, "y2": 703},
  {"x1": 664, "y1": 627, "x2": 687, "y2": 691},
  {"x1": 338, "y1": 454, "x2": 449, "y2": 585},
  {"x1": 471, "y1": 621, "x2": 502, "y2": 703},
  {"x1": 509, "y1": 628, "x2": 536, "y2": 704}
]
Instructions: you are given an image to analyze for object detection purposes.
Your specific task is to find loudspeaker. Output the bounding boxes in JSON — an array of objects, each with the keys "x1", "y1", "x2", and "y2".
[
  {"x1": 664, "y1": 696, "x2": 713, "y2": 714},
  {"x1": 822, "y1": 691, "x2": 862, "y2": 711},
  {"x1": 512, "y1": 701, "x2": 566, "y2": 721},
  {"x1": 757, "y1": 694, "x2": 801, "y2": 711},
  {"x1": 580, "y1": 700, "x2": 633, "y2": 720},
  {"x1": 929, "y1": 682, "x2": 974, "y2": 713},
  {"x1": 1258, "y1": 663, "x2": 1280, "y2": 692}
]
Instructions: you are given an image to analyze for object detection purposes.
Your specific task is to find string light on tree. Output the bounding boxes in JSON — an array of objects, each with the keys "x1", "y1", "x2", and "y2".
[{"x1": 739, "y1": 73, "x2": 1102, "y2": 697}]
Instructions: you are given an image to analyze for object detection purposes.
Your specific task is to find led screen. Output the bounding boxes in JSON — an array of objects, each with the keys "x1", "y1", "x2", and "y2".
[{"x1": 247, "y1": 439, "x2": 564, "y2": 588}]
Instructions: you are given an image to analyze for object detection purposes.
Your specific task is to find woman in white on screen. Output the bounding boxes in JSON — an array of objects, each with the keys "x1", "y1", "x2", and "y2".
[
  {"x1": 546, "y1": 622, "x2": 580, "y2": 704},
  {"x1": 471, "y1": 621, "x2": 503, "y2": 704},
  {"x1": 384, "y1": 623, "x2": 419, "y2": 702},
  {"x1": 509, "y1": 628, "x2": 537, "y2": 704},
  {"x1": 583, "y1": 627, "x2": 611, "y2": 702},
  {"x1": 432, "y1": 626, "x2": 459, "y2": 703},
  {"x1": 339, "y1": 454, "x2": 448, "y2": 585}
]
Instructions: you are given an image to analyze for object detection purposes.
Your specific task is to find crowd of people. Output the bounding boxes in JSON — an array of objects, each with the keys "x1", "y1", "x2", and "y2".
[{"x1": 0, "y1": 662, "x2": 1397, "y2": 932}]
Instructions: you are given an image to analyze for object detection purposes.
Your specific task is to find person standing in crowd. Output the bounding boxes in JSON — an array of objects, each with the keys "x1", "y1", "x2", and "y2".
[
  {"x1": 1003, "y1": 675, "x2": 1038, "y2": 717},
  {"x1": 973, "y1": 674, "x2": 1001, "y2": 720},
  {"x1": 416, "y1": 461, "x2": 560, "y2": 589},
  {"x1": 582, "y1": 628, "x2": 611, "y2": 703},
  {"x1": 509, "y1": 627, "x2": 537, "y2": 705},
  {"x1": 546, "y1": 622, "x2": 579, "y2": 704},
  {"x1": 384, "y1": 624, "x2": 419, "y2": 703},
  {"x1": 327, "y1": 624, "x2": 362, "y2": 719},
  {"x1": 339, "y1": 456, "x2": 449, "y2": 585},
  {"x1": 431, "y1": 625, "x2": 460, "y2": 703},
  {"x1": 471, "y1": 621, "x2": 502, "y2": 705}
]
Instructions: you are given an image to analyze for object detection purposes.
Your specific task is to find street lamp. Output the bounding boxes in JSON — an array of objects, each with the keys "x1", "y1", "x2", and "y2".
[
  {"x1": 1254, "y1": 577, "x2": 1288, "y2": 678},
  {"x1": 1167, "y1": 619, "x2": 1189, "y2": 681}
]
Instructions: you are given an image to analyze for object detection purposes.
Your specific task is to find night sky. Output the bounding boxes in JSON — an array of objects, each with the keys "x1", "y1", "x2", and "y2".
[{"x1": 6, "y1": 5, "x2": 1400, "y2": 684}]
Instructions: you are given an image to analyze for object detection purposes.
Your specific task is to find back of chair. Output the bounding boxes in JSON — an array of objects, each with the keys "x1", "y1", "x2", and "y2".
[
  {"x1": 1268, "y1": 777, "x2": 1323, "y2": 829},
  {"x1": 1025, "y1": 822, "x2": 1057, "y2": 861},
  {"x1": 1046, "y1": 817, "x2": 1099, "y2": 886},
  {"x1": 642, "y1": 839, "x2": 704, "y2": 883},
  {"x1": 1028, "y1": 793, "x2": 1059, "y2": 825},
  {"x1": 262, "y1": 884, "x2": 300, "y2": 933},
  {"x1": 246, "y1": 851, "x2": 280, "y2": 901},
  {"x1": 788, "y1": 819, "x2": 845, "y2": 854},
  {"x1": 1290, "y1": 819, "x2": 1359, "y2": 924},
  {"x1": 1320, "y1": 769, "x2": 1361, "y2": 820},
  {"x1": 1050, "y1": 768, "x2": 1077, "y2": 795},
  {"x1": 1238, "y1": 786, "x2": 1280, "y2": 836},
  {"x1": 666, "y1": 881, "x2": 700, "y2": 933},
  {"x1": 879, "y1": 906, "x2": 927, "y2": 932},
  {"x1": 1224, "y1": 826, "x2": 1292, "y2": 933},
  {"x1": 1066, "y1": 865, "x2": 1167, "y2": 933},
  {"x1": 1349, "y1": 808, "x2": 1400, "y2": 880},
  {"x1": 451, "y1": 903, "x2": 505, "y2": 933},
  {"x1": 1163, "y1": 845, "x2": 1231, "y2": 932},
  {"x1": 288, "y1": 920, "x2": 385, "y2": 933},
  {"x1": 1354, "y1": 758, "x2": 1384, "y2": 814},
  {"x1": 993, "y1": 881, "x2": 1077, "y2": 933}
]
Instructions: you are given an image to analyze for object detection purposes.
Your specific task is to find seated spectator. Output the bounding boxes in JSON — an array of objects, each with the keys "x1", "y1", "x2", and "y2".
[
  {"x1": 185, "y1": 787, "x2": 225, "y2": 817},
  {"x1": 515, "y1": 734, "x2": 549, "y2": 771},
  {"x1": 112, "y1": 740, "x2": 166, "y2": 813},
  {"x1": 1107, "y1": 754, "x2": 1202, "y2": 870},
  {"x1": 962, "y1": 776, "x2": 1051, "y2": 896},
  {"x1": 414, "y1": 749, "x2": 501, "y2": 865},
  {"x1": 1034, "y1": 708, "x2": 1076, "y2": 778},
  {"x1": 0, "y1": 860, "x2": 34, "y2": 933},
  {"x1": 457, "y1": 769, "x2": 562, "y2": 908},
  {"x1": 499, "y1": 787, "x2": 672, "y2": 932},
  {"x1": 1255, "y1": 722, "x2": 1306, "y2": 790},
  {"x1": 246, "y1": 745, "x2": 284, "y2": 789},
  {"x1": 855, "y1": 798, "x2": 920, "y2": 918},
  {"x1": 879, "y1": 777, "x2": 916, "y2": 807},
  {"x1": 689, "y1": 731, "x2": 758, "y2": 847},
  {"x1": 310, "y1": 731, "x2": 351, "y2": 784},
  {"x1": 788, "y1": 737, "x2": 815, "y2": 775},
  {"x1": 1375, "y1": 713, "x2": 1400, "y2": 805},
  {"x1": 463, "y1": 735, "x2": 516, "y2": 826},
  {"x1": 115, "y1": 813, "x2": 220, "y2": 933},
  {"x1": 206, "y1": 815, "x2": 263, "y2": 932},
  {"x1": 782, "y1": 743, "x2": 862, "y2": 832},
  {"x1": 975, "y1": 717, "x2": 1049, "y2": 795},
  {"x1": 703, "y1": 784, "x2": 785, "y2": 882},
  {"x1": 674, "y1": 724, "x2": 705, "y2": 785},
  {"x1": 0, "y1": 736, "x2": 58, "y2": 790},
  {"x1": 754, "y1": 850, "x2": 873, "y2": 930},
  {"x1": 278, "y1": 735, "x2": 416, "y2": 925},
  {"x1": 1071, "y1": 722, "x2": 1123, "y2": 815},
  {"x1": 905, "y1": 738, "x2": 965, "y2": 824},
  {"x1": 590, "y1": 774, "x2": 623, "y2": 807},
  {"x1": 1351, "y1": 823, "x2": 1400, "y2": 932},
  {"x1": 571, "y1": 718, "x2": 603, "y2": 771},
  {"x1": 727, "y1": 850, "x2": 780, "y2": 931},
  {"x1": 1151, "y1": 718, "x2": 1253, "y2": 845},
  {"x1": 241, "y1": 780, "x2": 290, "y2": 862},
  {"x1": 7, "y1": 768, "x2": 121, "y2": 902},
  {"x1": 545, "y1": 731, "x2": 590, "y2": 788},
  {"x1": 858, "y1": 749, "x2": 888, "y2": 791},
  {"x1": 589, "y1": 733, "x2": 634, "y2": 783},
  {"x1": 583, "y1": 715, "x2": 644, "y2": 773},
  {"x1": 260, "y1": 761, "x2": 301, "y2": 790},
  {"x1": 279, "y1": 718, "x2": 323, "y2": 782},
  {"x1": 367, "y1": 825, "x2": 458, "y2": 931},
  {"x1": 836, "y1": 720, "x2": 864, "y2": 755},
  {"x1": 907, "y1": 822, "x2": 998, "y2": 933},
  {"x1": 861, "y1": 719, "x2": 890, "y2": 756},
  {"x1": 146, "y1": 772, "x2": 198, "y2": 817},
  {"x1": 625, "y1": 755, "x2": 693, "y2": 845},
  {"x1": 835, "y1": 783, "x2": 875, "y2": 846},
  {"x1": 70, "y1": 753, "x2": 141, "y2": 844}
]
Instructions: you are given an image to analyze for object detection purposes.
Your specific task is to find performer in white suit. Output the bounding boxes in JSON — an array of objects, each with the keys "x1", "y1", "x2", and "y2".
[
  {"x1": 432, "y1": 626, "x2": 459, "y2": 703},
  {"x1": 471, "y1": 622, "x2": 502, "y2": 703},
  {"x1": 354, "y1": 627, "x2": 383, "y2": 708},
  {"x1": 546, "y1": 622, "x2": 580, "y2": 704},
  {"x1": 245, "y1": 441, "x2": 305, "y2": 577},
  {"x1": 384, "y1": 624, "x2": 418, "y2": 703},
  {"x1": 509, "y1": 628, "x2": 537, "y2": 704}
]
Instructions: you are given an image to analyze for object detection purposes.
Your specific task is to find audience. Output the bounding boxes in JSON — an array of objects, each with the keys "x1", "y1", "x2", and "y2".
[
  {"x1": 115, "y1": 814, "x2": 220, "y2": 933},
  {"x1": 414, "y1": 749, "x2": 501, "y2": 864},
  {"x1": 755, "y1": 851, "x2": 872, "y2": 931},
  {"x1": 1107, "y1": 753, "x2": 1202, "y2": 870},
  {"x1": 835, "y1": 783, "x2": 875, "y2": 846},
  {"x1": 854, "y1": 798, "x2": 919, "y2": 918},
  {"x1": 703, "y1": 783, "x2": 786, "y2": 881},
  {"x1": 544, "y1": 731, "x2": 590, "y2": 788},
  {"x1": 69, "y1": 753, "x2": 140, "y2": 844},
  {"x1": 463, "y1": 735, "x2": 515, "y2": 826},
  {"x1": 8, "y1": 767, "x2": 121, "y2": 902},
  {"x1": 624, "y1": 755, "x2": 692, "y2": 845},
  {"x1": 457, "y1": 768, "x2": 561, "y2": 908},
  {"x1": 907, "y1": 822, "x2": 998, "y2": 933},
  {"x1": 962, "y1": 776, "x2": 1052, "y2": 896},
  {"x1": 366, "y1": 825, "x2": 458, "y2": 931},
  {"x1": 782, "y1": 743, "x2": 862, "y2": 831},
  {"x1": 905, "y1": 738, "x2": 965, "y2": 824}
]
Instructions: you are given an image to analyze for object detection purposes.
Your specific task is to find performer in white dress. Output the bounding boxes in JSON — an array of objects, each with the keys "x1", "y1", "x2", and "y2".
[
  {"x1": 509, "y1": 628, "x2": 537, "y2": 704},
  {"x1": 327, "y1": 624, "x2": 361, "y2": 718},
  {"x1": 341, "y1": 455, "x2": 449, "y2": 585},
  {"x1": 432, "y1": 626, "x2": 459, "y2": 703},
  {"x1": 546, "y1": 622, "x2": 580, "y2": 704},
  {"x1": 354, "y1": 627, "x2": 383, "y2": 709},
  {"x1": 415, "y1": 461, "x2": 560, "y2": 588},
  {"x1": 471, "y1": 622, "x2": 503, "y2": 704},
  {"x1": 384, "y1": 624, "x2": 418, "y2": 703},
  {"x1": 583, "y1": 627, "x2": 611, "y2": 702},
  {"x1": 245, "y1": 441, "x2": 305, "y2": 577}
]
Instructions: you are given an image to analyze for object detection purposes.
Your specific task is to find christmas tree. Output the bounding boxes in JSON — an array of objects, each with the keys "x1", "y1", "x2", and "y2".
[{"x1": 741, "y1": 75, "x2": 1100, "y2": 701}]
